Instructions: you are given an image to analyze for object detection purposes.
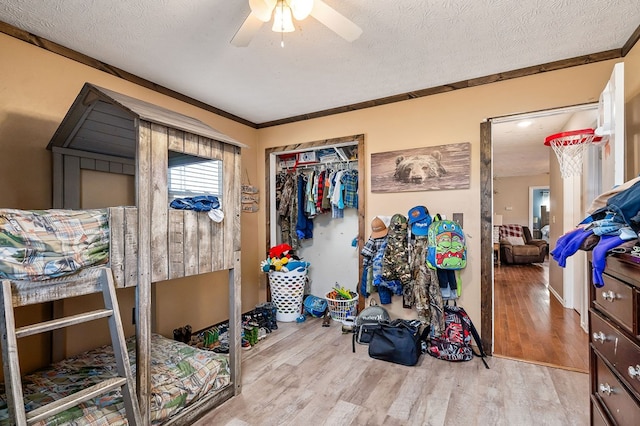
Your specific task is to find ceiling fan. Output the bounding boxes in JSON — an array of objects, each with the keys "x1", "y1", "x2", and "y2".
[{"x1": 231, "y1": 0, "x2": 362, "y2": 47}]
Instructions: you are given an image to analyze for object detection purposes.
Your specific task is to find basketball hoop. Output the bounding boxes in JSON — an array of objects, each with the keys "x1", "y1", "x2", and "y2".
[{"x1": 544, "y1": 128, "x2": 602, "y2": 178}]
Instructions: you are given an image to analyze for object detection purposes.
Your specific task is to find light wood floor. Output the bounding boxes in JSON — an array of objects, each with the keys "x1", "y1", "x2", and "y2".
[
  {"x1": 195, "y1": 318, "x2": 588, "y2": 425},
  {"x1": 493, "y1": 259, "x2": 589, "y2": 372}
]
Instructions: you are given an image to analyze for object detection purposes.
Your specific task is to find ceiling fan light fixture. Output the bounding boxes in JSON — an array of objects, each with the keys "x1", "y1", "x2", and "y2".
[
  {"x1": 289, "y1": 0, "x2": 314, "y2": 21},
  {"x1": 249, "y1": 0, "x2": 277, "y2": 22},
  {"x1": 272, "y1": 1, "x2": 295, "y2": 33}
]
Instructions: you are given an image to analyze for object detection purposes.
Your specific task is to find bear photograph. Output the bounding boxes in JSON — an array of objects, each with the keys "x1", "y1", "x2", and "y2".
[{"x1": 371, "y1": 142, "x2": 470, "y2": 193}]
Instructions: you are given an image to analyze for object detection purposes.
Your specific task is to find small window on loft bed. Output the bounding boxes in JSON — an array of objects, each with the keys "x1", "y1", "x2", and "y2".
[{"x1": 168, "y1": 152, "x2": 223, "y2": 200}]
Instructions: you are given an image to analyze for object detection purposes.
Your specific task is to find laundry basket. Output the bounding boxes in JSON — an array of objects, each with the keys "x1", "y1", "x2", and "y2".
[
  {"x1": 268, "y1": 267, "x2": 308, "y2": 322},
  {"x1": 325, "y1": 292, "x2": 358, "y2": 322}
]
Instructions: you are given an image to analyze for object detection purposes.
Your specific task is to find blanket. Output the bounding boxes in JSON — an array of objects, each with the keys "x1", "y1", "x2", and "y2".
[
  {"x1": 0, "y1": 209, "x2": 109, "y2": 281},
  {"x1": 0, "y1": 334, "x2": 230, "y2": 425}
]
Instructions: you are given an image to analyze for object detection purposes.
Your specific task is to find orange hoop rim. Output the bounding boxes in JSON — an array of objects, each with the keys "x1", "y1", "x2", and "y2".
[{"x1": 544, "y1": 128, "x2": 602, "y2": 146}]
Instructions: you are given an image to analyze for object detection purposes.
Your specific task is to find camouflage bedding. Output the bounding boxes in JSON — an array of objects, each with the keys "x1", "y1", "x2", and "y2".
[
  {"x1": 0, "y1": 334, "x2": 230, "y2": 425},
  {"x1": 0, "y1": 209, "x2": 110, "y2": 281}
]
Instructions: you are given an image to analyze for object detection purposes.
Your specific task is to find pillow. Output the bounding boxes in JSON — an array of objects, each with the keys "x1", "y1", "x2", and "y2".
[
  {"x1": 499, "y1": 224, "x2": 524, "y2": 240},
  {"x1": 505, "y1": 236, "x2": 525, "y2": 246}
]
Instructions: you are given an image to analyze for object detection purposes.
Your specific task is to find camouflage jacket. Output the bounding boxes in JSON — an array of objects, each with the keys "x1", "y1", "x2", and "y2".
[{"x1": 381, "y1": 214, "x2": 411, "y2": 285}]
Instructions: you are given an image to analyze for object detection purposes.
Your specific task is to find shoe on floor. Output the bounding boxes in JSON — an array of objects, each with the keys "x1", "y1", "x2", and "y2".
[
  {"x1": 258, "y1": 327, "x2": 268, "y2": 341},
  {"x1": 212, "y1": 343, "x2": 229, "y2": 354},
  {"x1": 322, "y1": 313, "x2": 331, "y2": 327}
]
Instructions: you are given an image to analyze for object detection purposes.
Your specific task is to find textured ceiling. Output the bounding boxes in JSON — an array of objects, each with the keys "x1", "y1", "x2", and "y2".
[
  {"x1": 0, "y1": 0, "x2": 638, "y2": 177},
  {"x1": 1, "y1": 0, "x2": 638, "y2": 125}
]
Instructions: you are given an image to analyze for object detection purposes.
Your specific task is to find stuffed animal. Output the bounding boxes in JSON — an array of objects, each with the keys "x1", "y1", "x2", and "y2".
[
  {"x1": 271, "y1": 256, "x2": 289, "y2": 271},
  {"x1": 269, "y1": 243, "x2": 292, "y2": 259},
  {"x1": 261, "y1": 244, "x2": 308, "y2": 273},
  {"x1": 285, "y1": 260, "x2": 310, "y2": 271}
]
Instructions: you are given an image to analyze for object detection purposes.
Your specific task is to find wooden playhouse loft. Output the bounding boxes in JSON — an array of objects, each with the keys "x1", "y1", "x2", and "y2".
[{"x1": 2, "y1": 82, "x2": 246, "y2": 425}]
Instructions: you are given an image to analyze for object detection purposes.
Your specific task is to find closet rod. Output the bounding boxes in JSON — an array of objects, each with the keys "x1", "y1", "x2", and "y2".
[{"x1": 280, "y1": 159, "x2": 358, "y2": 172}]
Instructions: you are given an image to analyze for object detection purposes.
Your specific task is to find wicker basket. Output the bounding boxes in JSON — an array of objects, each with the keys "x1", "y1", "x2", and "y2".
[
  {"x1": 268, "y1": 267, "x2": 307, "y2": 322},
  {"x1": 325, "y1": 292, "x2": 358, "y2": 322}
]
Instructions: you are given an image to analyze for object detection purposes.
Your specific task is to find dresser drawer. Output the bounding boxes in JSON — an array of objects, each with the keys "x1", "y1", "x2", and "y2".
[
  {"x1": 593, "y1": 273, "x2": 637, "y2": 335},
  {"x1": 591, "y1": 395, "x2": 612, "y2": 426},
  {"x1": 591, "y1": 310, "x2": 640, "y2": 398},
  {"x1": 594, "y1": 354, "x2": 640, "y2": 425}
]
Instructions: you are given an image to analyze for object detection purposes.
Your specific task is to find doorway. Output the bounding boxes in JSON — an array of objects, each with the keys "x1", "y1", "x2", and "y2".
[
  {"x1": 481, "y1": 104, "x2": 597, "y2": 370},
  {"x1": 264, "y1": 134, "x2": 366, "y2": 309},
  {"x1": 529, "y1": 186, "x2": 550, "y2": 240}
]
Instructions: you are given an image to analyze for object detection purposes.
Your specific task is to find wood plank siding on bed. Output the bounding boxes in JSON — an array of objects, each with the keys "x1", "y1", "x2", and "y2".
[{"x1": 48, "y1": 84, "x2": 245, "y2": 287}]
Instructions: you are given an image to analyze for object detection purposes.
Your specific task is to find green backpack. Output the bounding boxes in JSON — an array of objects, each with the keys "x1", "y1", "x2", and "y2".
[{"x1": 427, "y1": 215, "x2": 467, "y2": 270}]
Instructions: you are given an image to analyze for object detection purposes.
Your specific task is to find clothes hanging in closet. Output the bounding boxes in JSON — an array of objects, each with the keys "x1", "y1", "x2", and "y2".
[
  {"x1": 275, "y1": 166, "x2": 358, "y2": 246},
  {"x1": 296, "y1": 172, "x2": 314, "y2": 240}
]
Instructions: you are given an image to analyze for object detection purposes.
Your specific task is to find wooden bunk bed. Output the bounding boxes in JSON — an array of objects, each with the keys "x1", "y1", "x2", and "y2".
[{"x1": 0, "y1": 83, "x2": 245, "y2": 425}]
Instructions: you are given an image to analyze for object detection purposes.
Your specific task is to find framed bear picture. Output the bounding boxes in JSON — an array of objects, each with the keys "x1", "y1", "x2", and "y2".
[{"x1": 371, "y1": 142, "x2": 470, "y2": 193}]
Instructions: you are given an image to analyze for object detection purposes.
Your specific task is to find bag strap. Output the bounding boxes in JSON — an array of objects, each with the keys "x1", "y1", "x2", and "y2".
[
  {"x1": 419, "y1": 324, "x2": 431, "y2": 342},
  {"x1": 468, "y1": 319, "x2": 490, "y2": 369}
]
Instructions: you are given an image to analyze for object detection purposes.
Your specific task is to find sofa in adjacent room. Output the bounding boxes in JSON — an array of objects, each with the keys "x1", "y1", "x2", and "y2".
[{"x1": 499, "y1": 224, "x2": 548, "y2": 264}]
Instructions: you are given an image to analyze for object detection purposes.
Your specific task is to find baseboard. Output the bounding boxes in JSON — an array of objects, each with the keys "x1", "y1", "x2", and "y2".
[
  {"x1": 492, "y1": 353, "x2": 588, "y2": 374},
  {"x1": 548, "y1": 284, "x2": 565, "y2": 306}
]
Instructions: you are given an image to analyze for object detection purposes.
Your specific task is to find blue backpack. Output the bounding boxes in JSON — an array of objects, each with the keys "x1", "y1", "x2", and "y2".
[{"x1": 427, "y1": 215, "x2": 467, "y2": 270}]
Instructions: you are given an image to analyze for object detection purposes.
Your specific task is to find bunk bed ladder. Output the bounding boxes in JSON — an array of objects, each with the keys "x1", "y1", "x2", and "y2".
[{"x1": 0, "y1": 267, "x2": 142, "y2": 425}]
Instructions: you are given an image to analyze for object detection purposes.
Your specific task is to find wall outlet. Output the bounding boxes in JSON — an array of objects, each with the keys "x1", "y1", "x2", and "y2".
[{"x1": 452, "y1": 213, "x2": 463, "y2": 228}]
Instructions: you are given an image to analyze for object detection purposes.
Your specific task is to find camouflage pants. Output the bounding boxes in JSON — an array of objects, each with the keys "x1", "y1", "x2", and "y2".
[{"x1": 410, "y1": 238, "x2": 445, "y2": 336}]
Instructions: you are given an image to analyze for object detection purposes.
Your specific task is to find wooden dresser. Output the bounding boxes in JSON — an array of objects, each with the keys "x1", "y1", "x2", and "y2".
[{"x1": 589, "y1": 253, "x2": 640, "y2": 425}]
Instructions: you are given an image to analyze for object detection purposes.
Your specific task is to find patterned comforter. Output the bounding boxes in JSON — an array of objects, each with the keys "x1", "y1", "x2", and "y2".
[
  {"x1": 0, "y1": 209, "x2": 110, "y2": 281},
  {"x1": 0, "y1": 334, "x2": 230, "y2": 425}
]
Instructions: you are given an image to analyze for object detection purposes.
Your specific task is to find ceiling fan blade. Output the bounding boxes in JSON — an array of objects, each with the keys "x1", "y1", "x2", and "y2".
[
  {"x1": 231, "y1": 13, "x2": 264, "y2": 47},
  {"x1": 310, "y1": 0, "x2": 362, "y2": 42}
]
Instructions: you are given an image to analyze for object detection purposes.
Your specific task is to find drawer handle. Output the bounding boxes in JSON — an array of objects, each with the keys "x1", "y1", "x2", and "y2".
[
  {"x1": 601, "y1": 290, "x2": 616, "y2": 302},
  {"x1": 599, "y1": 383, "x2": 613, "y2": 396},
  {"x1": 592, "y1": 331, "x2": 607, "y2": 344},
  {"x1": 629, "y1": 365, "x2": 640, "y2": 380}
]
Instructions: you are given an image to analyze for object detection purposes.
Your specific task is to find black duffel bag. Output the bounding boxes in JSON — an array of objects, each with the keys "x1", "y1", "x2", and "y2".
[{"x1": 368, "y1": 319, "x2": 428, "y2": 366}]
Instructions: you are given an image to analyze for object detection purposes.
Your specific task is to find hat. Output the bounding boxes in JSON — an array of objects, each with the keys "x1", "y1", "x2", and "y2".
[
  {"x1": 207, "y1": 208, "x2": 224, "y2": 223},
  {"x1": 370, "y1": 216, "x2": 388, "y2": 238},
  {"x1": 408, "y1": 206, "x2": 430, "y2": 225},
  {"x1": 411, "y1": 220, "x2": 431, "y2": 236}
]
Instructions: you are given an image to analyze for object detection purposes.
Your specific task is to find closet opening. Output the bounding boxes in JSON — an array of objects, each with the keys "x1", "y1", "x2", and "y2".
[{"x1": 265, "y1": 135, "x2": 365, "y2": 310}]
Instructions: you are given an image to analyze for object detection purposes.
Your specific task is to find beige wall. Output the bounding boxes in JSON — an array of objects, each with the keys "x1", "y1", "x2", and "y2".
[
  {"x1": 1, "y1": 31, "x2": 639, "y2": 371},
  {"x1": 493, "y1": 174, "x2": 550, "y2": 226},
  {"x1": 254, "y1": 59, "x2": 621, "y2": 333}
]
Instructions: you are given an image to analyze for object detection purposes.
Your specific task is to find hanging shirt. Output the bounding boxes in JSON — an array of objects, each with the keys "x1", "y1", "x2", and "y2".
[
  {"x1": 296, "y1": 174, "x2": 313, "y2": 239},
  {"x1": 305, "y1": 170, "x2": 317, "y2": 217},
  {"x1": 331, "y1": 170, "x2": 346, "y2": 209},
  {"x1": 316, "y1": 171, "x2": 325, "y2": 212},
  {"x1": 321, "y1": 171, "x2": 332, "y2": 210},
  {"x1": 342, "y1": 170, "x2": 358, "y2": 208}
]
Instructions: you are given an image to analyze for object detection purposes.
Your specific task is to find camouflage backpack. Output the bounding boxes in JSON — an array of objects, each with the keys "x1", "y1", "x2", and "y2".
[{"x1": 381, "y1": 214, "x2": 411, "y2": 285}]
